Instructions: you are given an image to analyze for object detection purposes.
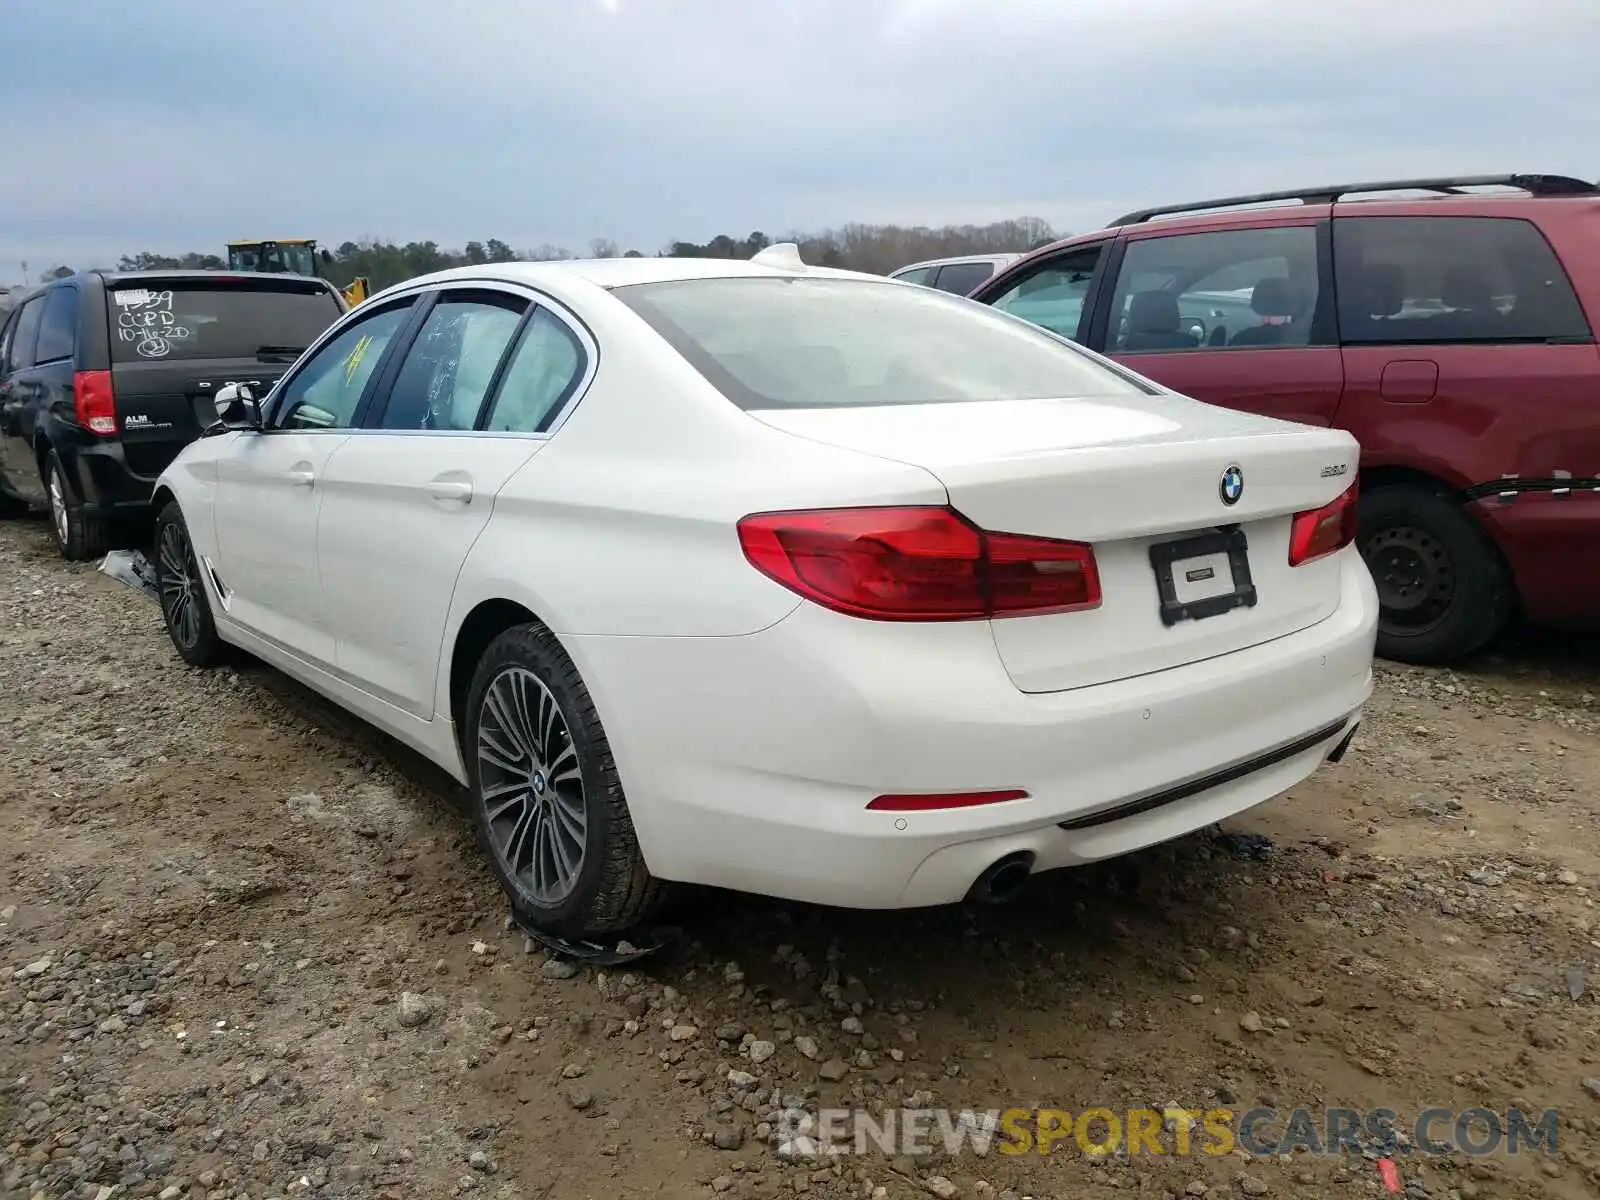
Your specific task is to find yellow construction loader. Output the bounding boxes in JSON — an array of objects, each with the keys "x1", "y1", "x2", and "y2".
[{"x1": 225, "y1": 239, "x2": 370, "y2": 308}]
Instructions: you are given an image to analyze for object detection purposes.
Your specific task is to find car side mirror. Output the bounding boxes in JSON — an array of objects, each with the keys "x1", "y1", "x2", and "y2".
[{"x1": 213, "y1": 383, "x2": 263, "y2": 431}]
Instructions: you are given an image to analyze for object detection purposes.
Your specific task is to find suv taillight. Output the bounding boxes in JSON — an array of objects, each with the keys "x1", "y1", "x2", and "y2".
[
  {"x1": 737, "y1": 505, "x2": 1101, "y2": 621},
  {"x1": 1288, "y1": 482, "x2": 1359, "y2": 566},
  {"x1": 73, "y1": 370, "x2": 116, "y2": 435}
]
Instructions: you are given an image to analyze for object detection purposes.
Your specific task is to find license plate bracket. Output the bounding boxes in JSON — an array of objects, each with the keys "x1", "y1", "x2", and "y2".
[{"x1": 1149, "y1": 526, "x2": 1257, "y2": 627}]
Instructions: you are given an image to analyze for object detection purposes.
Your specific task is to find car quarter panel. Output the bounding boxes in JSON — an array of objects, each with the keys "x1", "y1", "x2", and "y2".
[{"x1": 434, "y1": 293, "x2": 957, "y2": 725}]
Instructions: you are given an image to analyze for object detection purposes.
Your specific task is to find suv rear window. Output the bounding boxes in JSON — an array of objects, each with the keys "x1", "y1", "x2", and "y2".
[
  {"x1": 613, "y1": 275, "x2": 1149, "y2": 410},
  {"x1": 106, "y1": 283, "x2": 342, "y2": 364}
]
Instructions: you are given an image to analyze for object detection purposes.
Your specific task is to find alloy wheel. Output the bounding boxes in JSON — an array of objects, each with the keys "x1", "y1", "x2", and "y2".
[
  {"x1": 48, "y1": 469, "x2": 68, "y2": 545},
  {"x1": 476, "y1": 666, "x2": 587, "y2": 907},
  {"x1": 157, "y1": 520, "x2": 202, "y2": 649}
]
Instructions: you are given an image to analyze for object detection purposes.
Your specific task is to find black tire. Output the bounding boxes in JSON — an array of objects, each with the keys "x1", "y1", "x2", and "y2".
[
  {"x1": 463, "y1": 623, "x2": 666, "y2": 939},
  {"x1": 152, "y1": 500, "x2": 228, "y2": 668},
  {"x1": 1357, "y1": 485, "x2": 1512, "y2": 665},
  {"x1": 42, "y1": 449, "x2": 110, "y2": 562}
]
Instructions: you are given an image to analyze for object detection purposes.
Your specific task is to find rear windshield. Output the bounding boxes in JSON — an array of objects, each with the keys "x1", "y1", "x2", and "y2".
[
  {"x1": 106, "y1": 283, "x2": 341, "y2": 364},
  {"x1": 611, "y1": 276, "x2": 1150, "y2": 410}
]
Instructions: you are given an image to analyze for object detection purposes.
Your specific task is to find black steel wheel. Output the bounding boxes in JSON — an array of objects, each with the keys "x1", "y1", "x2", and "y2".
[{"x1": 1357, "y1": 485, "x2": 1511, "y2": 665}]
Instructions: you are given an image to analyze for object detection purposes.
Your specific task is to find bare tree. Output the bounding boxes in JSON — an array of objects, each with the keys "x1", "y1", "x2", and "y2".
[{"x1": 588, "y1": 238, "x2": 620, "y2": 259}]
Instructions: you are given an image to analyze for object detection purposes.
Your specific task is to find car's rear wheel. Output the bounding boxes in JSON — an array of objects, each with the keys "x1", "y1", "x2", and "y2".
[
  {"x1": 153, "y1": 500, "x2": 228, "y2": 667},
  {"x1": 464, "y1": 623, "x2": 665, "y2": 939},
  {"x1": 1357, "y1": 485, "x2": 1512, "y2": 665},
  {"x1": 43, "y1": 450, "x2": 110, "y2": 562}
]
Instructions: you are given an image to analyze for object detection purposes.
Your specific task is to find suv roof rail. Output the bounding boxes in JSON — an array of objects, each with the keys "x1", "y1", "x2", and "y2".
[{"x1": 1111, "y1": 173, "x2": 1600, "y2": 226}]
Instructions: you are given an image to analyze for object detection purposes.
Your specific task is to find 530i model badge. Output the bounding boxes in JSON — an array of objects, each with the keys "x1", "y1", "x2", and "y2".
[
  {"x1": 1321, "y1": 463, "x2": 1349, "y2": 478},
  {"x1": 1218, "y1": 464, "x2": 1244, "y2": 506}
]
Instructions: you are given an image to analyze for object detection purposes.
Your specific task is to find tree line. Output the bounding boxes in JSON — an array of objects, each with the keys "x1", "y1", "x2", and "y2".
[{"x1": 26, "y1": 217, "x2": 1061, "y2": 293}]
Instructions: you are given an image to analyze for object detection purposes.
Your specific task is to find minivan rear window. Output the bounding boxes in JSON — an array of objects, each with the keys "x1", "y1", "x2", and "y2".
[
  {"x1": 612, "y1": 276, "x2": 1151, "y2": 410},
  {"x1": 106, "y1": 283, "x2": 342, "y2": 364}
]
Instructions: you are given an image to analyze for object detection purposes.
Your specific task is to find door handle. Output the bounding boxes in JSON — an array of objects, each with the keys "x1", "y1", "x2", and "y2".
[
  {"x1": 288, "y1": 466, "x2": 315, "y2": 488},
  {"x1": 430, "y1": 480, "x2": 473, "y2": 504}
]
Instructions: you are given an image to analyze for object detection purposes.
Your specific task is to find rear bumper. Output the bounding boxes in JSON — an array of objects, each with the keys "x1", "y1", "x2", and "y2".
[
  {"x1": 568, "y1": 546, "x2": 1380, "y2": 909},
  {"x1": 58, "y1": 435, "x2": 156, "y2": 516}
]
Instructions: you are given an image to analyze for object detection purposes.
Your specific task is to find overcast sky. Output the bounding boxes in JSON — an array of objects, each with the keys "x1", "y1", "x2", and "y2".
[{"x1": 2, "y1": 0, "x2": 1596, "y2": 279}]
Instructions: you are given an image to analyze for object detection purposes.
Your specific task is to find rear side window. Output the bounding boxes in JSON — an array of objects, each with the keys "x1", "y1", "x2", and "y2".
[
  {"x1": 106, "y1": 283, "x2": 342, "y2": 363},
  {"x1": 931, "y1": 262, "x2": 995, "y2": 294},
  {"x1": 5, "y1": 297, "x2": 44, "y2": 372},
  {"x1": 612, "y1": 276, "x2": 1150, "y2": 410},
  {"x1": 891, "y1": 266, "x2": 933, "y2": 286},
  {"x1": 482, "y1": 309, "x2": 587, "y2": 432},
  {"x1": 33, "y1": 288, "x2": 78, "y2": 364},
  {"x1": 1333, "y1": 216, "x2": 1592, "y2": 345},
  {"x1": 378, "y1": 293, "x2": 527, "y2": 431}
]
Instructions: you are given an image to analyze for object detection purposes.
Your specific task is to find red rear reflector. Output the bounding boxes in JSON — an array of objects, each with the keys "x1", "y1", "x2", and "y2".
[
  {"x1": 73, "y1": 370, "x2": 116, "y2": 435},
  {"x1": 866, "y1": 789, "x2": 1029, "y2": 812},
  {"x1": 1288, "y1": 481, "x2": 1359, "y2": 566},
  {"x1": 736, "y1": 506, "x2": 1100, "y2": 621}
]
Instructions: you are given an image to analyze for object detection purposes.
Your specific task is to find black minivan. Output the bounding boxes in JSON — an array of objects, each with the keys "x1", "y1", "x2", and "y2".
[{"x1": 0, "y1": 270, "x2": 345, "y2": 559}]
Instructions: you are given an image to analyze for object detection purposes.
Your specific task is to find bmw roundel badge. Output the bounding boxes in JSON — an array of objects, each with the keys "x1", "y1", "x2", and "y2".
[{"x1": 1218, "y1": 464, "x2": 1244, "y2": 506}]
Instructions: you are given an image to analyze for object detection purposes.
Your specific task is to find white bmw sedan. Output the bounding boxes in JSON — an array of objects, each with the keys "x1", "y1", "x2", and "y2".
[{"x1": 151, "y1": 246, "x2": 1377, "y2": 941}]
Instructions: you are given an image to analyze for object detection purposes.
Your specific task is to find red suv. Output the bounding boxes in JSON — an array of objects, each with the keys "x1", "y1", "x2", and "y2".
[{"x1": 969, "y1": 173, "x2": 1600, "y2": 665}]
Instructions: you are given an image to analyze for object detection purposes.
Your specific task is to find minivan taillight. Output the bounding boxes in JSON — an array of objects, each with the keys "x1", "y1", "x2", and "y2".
[
  {"x1": 73, "y1": 370, "x2": 116, "y2": 435},
  {"x1": 1288, "y1": 482, "x2": 1359, "y2": 566},
  {"x1": 736, "y1": 506, "x2": 1101, "y2": 621}
]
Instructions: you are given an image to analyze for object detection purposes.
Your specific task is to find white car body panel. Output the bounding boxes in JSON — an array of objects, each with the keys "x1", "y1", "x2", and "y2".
[{"x1": 155, "y1": 255, "x2": 1377, "y2": 913}]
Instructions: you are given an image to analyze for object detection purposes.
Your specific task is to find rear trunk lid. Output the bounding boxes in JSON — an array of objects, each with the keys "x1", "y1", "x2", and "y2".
[
  {"x1": 750, "y1": 394, "x2": 1359, "y2": 692},
  {"x1": 104, "y1": 276, "x2": 342, "y2": 478}
]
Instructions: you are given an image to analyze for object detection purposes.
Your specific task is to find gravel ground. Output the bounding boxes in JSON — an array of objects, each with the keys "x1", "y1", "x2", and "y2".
[{"x1": 3, "y1": 511, "x2": 1600, "y2": 1200}]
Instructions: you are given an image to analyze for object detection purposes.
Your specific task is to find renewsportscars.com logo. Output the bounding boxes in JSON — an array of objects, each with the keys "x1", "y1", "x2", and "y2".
[{"x1": 772, "y1": 1106, "x2": 1561, "y2": 1160}]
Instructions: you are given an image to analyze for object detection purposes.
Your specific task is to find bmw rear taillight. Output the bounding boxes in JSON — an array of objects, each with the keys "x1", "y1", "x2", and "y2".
[
  {"x1": 73, "y1": 370, "x2": 116, "y2": 435},
  {"x1": 1288, "y1": 482, "x2": 1358, "y2": 566},
  {"x1": 736, "y1": 505, "x2": 1100, "y2": 621}
]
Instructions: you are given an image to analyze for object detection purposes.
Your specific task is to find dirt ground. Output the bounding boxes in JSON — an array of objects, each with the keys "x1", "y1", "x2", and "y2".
[{"x1": 3, "y1": 513, "x2": 1599, "y2": 1200}]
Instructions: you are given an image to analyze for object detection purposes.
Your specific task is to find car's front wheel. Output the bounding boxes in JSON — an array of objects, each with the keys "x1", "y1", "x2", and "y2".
[
  {"x1": 1357, "y1": 485, "x2": 1512, "y2": 665},
  {"x1": 153, "y1": 500, "x2": 228, "y2": 667},
  {"x1": 464, "y1": 623, "x2": 665, "y2": 940}
]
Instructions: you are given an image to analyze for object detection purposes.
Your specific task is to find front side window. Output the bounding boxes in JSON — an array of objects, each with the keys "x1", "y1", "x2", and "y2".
[
  {"x1": 272, "y1": 301, "x2": 413, "y2": 430},
  {"x1": 613, "y1": 276, "x2": 1150, "y2": 410},
  {"x1": 1107, "y1": 225, "x2": 1325, "y2": 353},
  {"x1": 931, "y1": 262, "x2": 995, "y2": 295},
  {"x1": 33, "y1": 287, "x2": 78, "y2": 364},
  {"x1": 482, "y1": 309, "x2": 587, "y2": 433},
  {"x1": 378, "y1": 293, "x2": 527, "y2": 430},
  {"x1": 988, "y1": 247, "x2": 1104, "y2": 342},
  {"x1": 106, "y1": 282, "x2": 342, "y2": 363},
  {"x1": 1333, "y1": 216, "x2": 1591, "y2": 345}
]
